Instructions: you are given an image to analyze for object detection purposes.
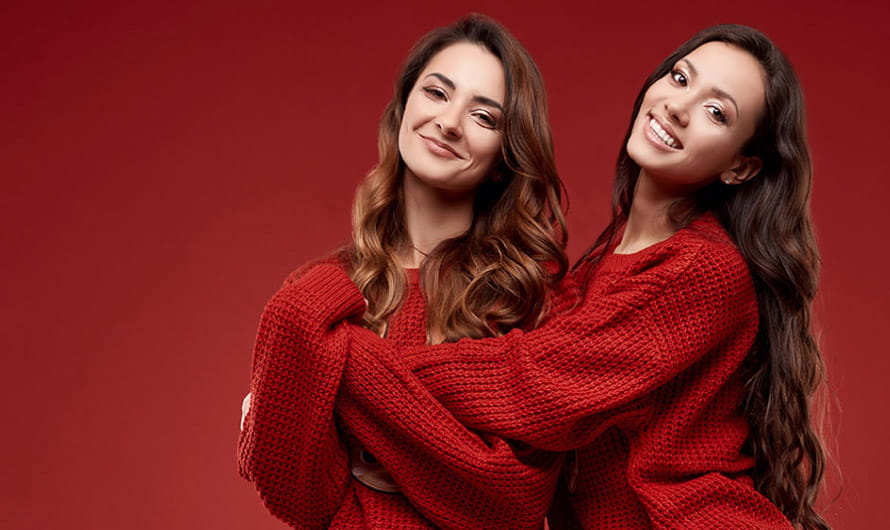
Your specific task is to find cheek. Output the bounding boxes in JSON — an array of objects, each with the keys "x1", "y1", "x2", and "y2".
[
  {"x1": 402, "y1": 94, "x2": 431, "y2": 126},
  {"x1": 706, "y1": 129, "x2": 748, "y2": 162},
  {"x1": 471, "y1": 131, "x2": 502, "y2": 163},
  {"x1": 630, "y1": 112, "x2": 647, "y2": 137},
  {"x1": 397, "y1": 118, "x2": 410, "y2": 156},
  {"x1": 688, "y1": 129, "x2": 743, "y2": 175},
  {"x1": 640, "y1": 81, "x2": 668, "y2": 106},
  {"x1": 401, "y1": 101, "x2": 417, "y2": 127},
  {"x1": 625, "y1": 115, "x2": 649, "y2": 156}
]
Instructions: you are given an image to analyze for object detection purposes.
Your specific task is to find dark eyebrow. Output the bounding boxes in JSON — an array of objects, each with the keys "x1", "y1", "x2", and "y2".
[
  {"x1": 427, "y1": 72, "x2": 456, "y2": 90},
  {"x1": 679, "y1": 59, "x2": 739, "y2": 116},
  {"x1": 472, "y1": 95, "x2": 504, "y2": 112},
  {"x1": 425, "y1": 72, "x2": 504, "y2": 112}
]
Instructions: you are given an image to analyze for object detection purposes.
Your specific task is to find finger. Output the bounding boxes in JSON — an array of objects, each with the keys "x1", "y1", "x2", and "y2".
[{"x1": 240, "y1": 393, "x2": 252, "y2": 431}]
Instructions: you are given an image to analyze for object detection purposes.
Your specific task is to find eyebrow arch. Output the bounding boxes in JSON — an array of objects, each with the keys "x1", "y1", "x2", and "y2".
[
  {"x1": 679, "y1": 59, "x2": 739, "y2": 116},
  {"x1": 425, "y1": 72, "x2": 505, "y2": 112}
]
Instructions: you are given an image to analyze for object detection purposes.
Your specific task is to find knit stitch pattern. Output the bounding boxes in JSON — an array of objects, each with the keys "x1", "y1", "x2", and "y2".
[
  {"x1": 274, "y1": 214, "x2": 795, "y2": 529},
  {"x1": 240, "y1": 259, "x2": 566, "y2": 529}
]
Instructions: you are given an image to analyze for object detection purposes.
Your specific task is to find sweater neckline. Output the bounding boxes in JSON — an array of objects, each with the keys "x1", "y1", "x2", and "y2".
[{"x1": 598, "y1": 212, "x2": 717, "y2": 271}]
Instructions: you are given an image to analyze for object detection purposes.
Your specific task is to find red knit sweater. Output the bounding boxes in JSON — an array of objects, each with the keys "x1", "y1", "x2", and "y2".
[
  {"x1": 239, "y1": 261, "x2": 567, "y2": 529},
  {"x1": 266, "y1": 213, "x2": 795, "y2": 529}
]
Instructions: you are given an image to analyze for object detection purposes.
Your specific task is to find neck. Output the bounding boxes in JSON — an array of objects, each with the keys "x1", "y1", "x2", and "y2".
[
  {"x1": 615, "y1": 169, "x2": 681, "y2": 254},
  {"x1": 401, "y1": 169, "x2": 475, "y2": 267}
]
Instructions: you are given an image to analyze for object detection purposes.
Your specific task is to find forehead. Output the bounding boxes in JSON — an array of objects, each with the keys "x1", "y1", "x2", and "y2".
[
  {"x1": 683, "y1": 41, "x2": 766, "y2": 115},
  {"x1": 420, "y1": 42, "x2": 506, "y2": 101}
]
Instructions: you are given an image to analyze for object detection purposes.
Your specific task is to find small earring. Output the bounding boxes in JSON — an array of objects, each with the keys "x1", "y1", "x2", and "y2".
[{"x1": 724, "y1": 178, "x2": 732, "y2": 184}]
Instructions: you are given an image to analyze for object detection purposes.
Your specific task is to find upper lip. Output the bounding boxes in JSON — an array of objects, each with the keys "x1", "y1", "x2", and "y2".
[
  {"x1": 420, "y1": 134, "x2": 464, "y2": 159},
  {"x1": 648, "y1": 113, "x2": 683, "y2": 149}
]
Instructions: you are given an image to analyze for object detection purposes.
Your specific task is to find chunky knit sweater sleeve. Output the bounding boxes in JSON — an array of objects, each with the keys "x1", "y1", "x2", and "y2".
[
  {"x1": 239, "y1": 260, "x2": 571, "y2": 529},
  {"x1": 237, "y1": 260, "x2": 366, "y2": 528},
  {"x1": 333, "y1": 277, "x2": 580, "y2": 529},
  {"x1": 285, "y1": 229, "x2": 758, "y2": 451},
  {"x1": 266, "y1": 220, "x2": 791, "y2": 527},
  {"x1": 361, "y1": 238, "x2": 756, "y2": 451}
]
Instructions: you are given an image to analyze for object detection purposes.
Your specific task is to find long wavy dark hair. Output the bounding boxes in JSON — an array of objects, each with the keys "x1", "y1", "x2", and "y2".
[
  {"x1": 577, "y1": 24, "x2": 829, "y2": 529},
  {"x1": 350, "y1": 14, "x2": 568, "y2": 343}
]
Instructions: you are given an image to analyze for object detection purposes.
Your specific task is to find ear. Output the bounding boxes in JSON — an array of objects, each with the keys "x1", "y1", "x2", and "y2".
[{"x1": 720, "y1": 155, "x2": 762, "y2": 185}]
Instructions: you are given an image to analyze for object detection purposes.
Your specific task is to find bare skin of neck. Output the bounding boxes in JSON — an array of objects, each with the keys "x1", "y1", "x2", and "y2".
[
  {"x1": 401, "y1": 170, "x2": 475, "y2": 268},
  {"x1": 614, "y1": 169, "x2": 686, "y2": 255}
]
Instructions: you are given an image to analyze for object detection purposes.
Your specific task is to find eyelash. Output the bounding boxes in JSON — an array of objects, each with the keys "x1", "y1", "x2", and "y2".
[
  {"x1": 473, "y1": 112, "x2": 497, "y2": 128},
  {"x1": 423, "y1": 86, "x2": 447, "y2": 100},
  {"x1": 670, "y1": 68, "x2": 687, "y2": 86},
  {"x1": 707, "y1": 105, "x2": 728, "y2": 124},
  {"x1": 422, "y1": 86, "x2": 499, "y2": 129},
  {"x1": 669, "y1": 68, "x2": 729, "y2": 125}
]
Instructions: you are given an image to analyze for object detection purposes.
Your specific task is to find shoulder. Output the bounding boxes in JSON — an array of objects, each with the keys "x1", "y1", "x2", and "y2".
[
  {"x1": 268, "y1": 248, "x2": 352, "y2": 311},
  {"x1": 678, "y1": 213, "x2": 750, "y2": 280},
  {"x1": 614, "y1": 213, "x2": 752, "y2": 298},
  {"x1": 263, "y1": 248, "x2": 361, "y2": 323},
  {"x1": 659, "y1": 214, "x2": 755, "y2": 308},
  {"x1": 281, "y1": 248, "x2": 351, "y2": 288}
]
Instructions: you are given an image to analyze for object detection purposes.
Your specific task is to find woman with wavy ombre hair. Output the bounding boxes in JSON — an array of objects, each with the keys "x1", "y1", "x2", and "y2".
[
  {"x1": 266, "y1": 24, "x2": 831, "y2": 529},
  {"x1": 239, "y1": 14, "x2": 574, "y2": 530},
  {"x1": 350, "y1": 14, "x2": 567, "y2": 343}
]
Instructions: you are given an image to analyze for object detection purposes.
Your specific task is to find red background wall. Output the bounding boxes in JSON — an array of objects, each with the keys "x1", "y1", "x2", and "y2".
[{"x1": 2, "y1": 1, "x2": 886, "y2": 528}]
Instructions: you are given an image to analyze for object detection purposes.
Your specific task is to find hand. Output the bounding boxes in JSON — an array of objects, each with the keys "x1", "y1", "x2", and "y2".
[{"x1": 240, "y1": 392, "x2": 252, "y2": 431}]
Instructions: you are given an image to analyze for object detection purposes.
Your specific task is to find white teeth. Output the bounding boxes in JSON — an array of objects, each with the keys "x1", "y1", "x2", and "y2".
[{"x1": 649, "y1": 118, "x2": 679, "y2": 148}]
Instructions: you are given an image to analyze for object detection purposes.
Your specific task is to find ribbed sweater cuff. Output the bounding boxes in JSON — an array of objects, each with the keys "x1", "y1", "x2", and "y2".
[{"x1": 293, "y1": 263, "x2": 366, "y2": 325}]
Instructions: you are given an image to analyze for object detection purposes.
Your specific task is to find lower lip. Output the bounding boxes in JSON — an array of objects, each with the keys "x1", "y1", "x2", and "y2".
[
  {"x1": 644, "y1": 118, "x2": 681, "y2": 152},
  {"x1": 421, "y1": 136, "x2": 460, "y2": 159}
]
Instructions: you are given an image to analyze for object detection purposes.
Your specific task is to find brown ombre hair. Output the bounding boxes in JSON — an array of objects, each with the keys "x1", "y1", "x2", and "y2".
[
  {"x1": 578, "y1": 25, "x2": 829, "y2": 529},
  {"x1": 349, "y1": 14, "x2": 568, "y2": 343}
]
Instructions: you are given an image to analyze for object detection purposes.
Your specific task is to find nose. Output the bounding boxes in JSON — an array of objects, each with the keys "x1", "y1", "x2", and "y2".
[
  {"x1": 664, "y1": 95, "x2": 691, "y2": 128},
  {"x1": 435, "y1": 104, "x2": 462, "y2": 138}
]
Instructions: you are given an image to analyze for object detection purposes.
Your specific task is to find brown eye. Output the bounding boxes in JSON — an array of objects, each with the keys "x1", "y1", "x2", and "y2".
[
  {"x1": 670, "y1": 69, "x2": 688, "y2": 86},
  {"x1": 473, "y1": 111, "x2": 497, "y2": 129},
  {"x1": 423, "y1": 87, "x2": 447, "y2": 100},
  {"x1": 707, "y1": 105, "x2": 728, "y2": 124}
]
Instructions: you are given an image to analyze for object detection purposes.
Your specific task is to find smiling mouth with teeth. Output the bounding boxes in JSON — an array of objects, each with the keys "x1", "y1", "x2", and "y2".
[{"x1": 649, "y1": 118, "x2": 682, "y2": 149}]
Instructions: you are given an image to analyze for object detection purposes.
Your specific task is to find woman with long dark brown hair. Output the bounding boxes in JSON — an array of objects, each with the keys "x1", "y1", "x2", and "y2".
[
  {"x1": 239, "y1": 15, "x2": 575, "y2": 529},
  {"x1": 276, "y1": 24, "x2": 831, "y2": 529}
]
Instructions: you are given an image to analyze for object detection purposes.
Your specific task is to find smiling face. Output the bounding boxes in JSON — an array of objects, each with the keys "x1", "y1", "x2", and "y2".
[
  {"x1": 626, "y1": 41, "x2": 767, "y2": 193},
  {"x1": 397, "y1": 42, "x2": 506, "y2": 197}
]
